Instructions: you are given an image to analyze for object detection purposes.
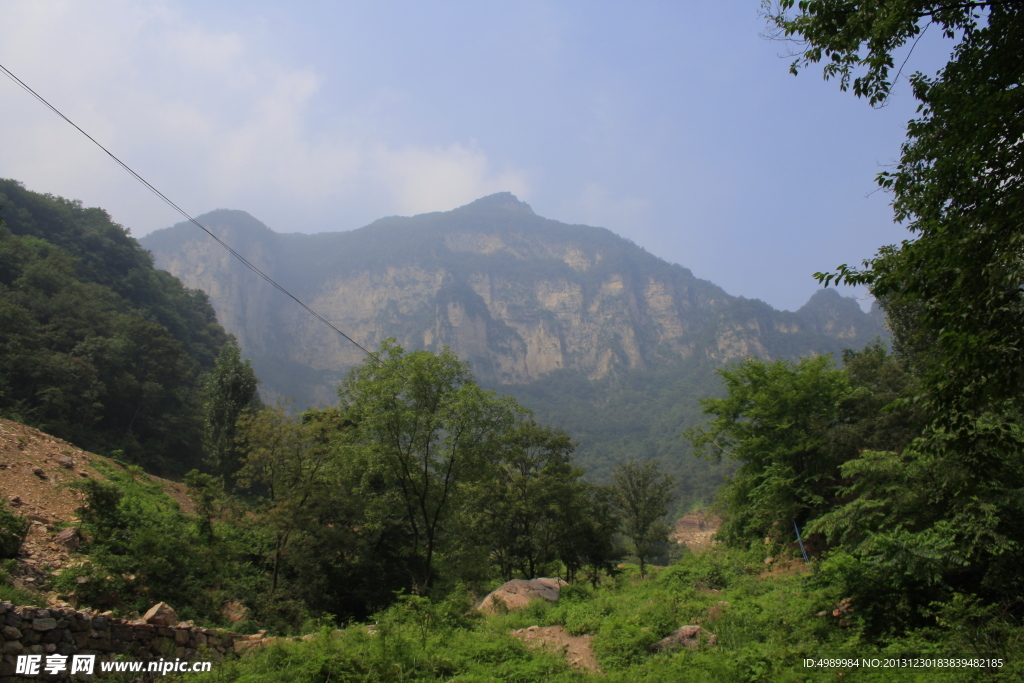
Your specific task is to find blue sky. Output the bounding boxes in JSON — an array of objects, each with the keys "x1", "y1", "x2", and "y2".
[{"x1": 0, "y1": 1, "x2": 955, "y2": 311}]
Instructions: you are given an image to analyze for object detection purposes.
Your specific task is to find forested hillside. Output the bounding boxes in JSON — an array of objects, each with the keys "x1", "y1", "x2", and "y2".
[
  {"x1": 503, "y1": 360, "x2": 733, "y2": 509},
  {"x1": 141, "y1": 195, "x2": 888, "y2": 508},
  {"x1": 0, "y1": 179, "x2": 229, "y2": 474}
]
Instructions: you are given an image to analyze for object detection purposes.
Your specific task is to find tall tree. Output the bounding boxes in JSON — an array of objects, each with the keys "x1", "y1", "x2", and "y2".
[
  {"x1": 765, "y1": 0, "x2": 1024, "y2": 614},
  {"x1": 202, "y1": 339, "x2": 259, "y2": 489},
  {"x1": 768, "y1": 2, "x2": 1024, "y2": 414},
  {"x1": 339, "y1": 339, "x2": 518, "y2": 592},
  {"x1": 612, "y1": 460, "x2": 675, "y2": 577},
  {"x1": 686, "y1": 348, "x2": 922, "y2": 548},
  {"x1": 558, "y1": 484, "x2": 620, "y2": 587},
  {"x1": 686, "y1": 355, "x2": 851, "y2": 545},
  {"x1": 235, "y1": 405, "x2": 333, "y2": 594},
  {"x1": 472, "y1": 420, "x2": 588, "y2": 580}
]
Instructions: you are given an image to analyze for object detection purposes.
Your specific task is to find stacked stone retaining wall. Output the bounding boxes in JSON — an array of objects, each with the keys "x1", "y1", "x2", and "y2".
[{"x1": 0, "y1": 602, "x2": 261, "y2": 681}]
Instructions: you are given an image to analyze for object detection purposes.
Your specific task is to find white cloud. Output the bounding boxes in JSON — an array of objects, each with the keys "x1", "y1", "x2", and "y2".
[
  {"x1": 560, "y1": 182, "x2": 650, "y2": 233},
  {"x1": 372, "y1": 142, "x2": 530, "y2": 217},
  {"x1": 0, "y1": 0, "x2": 529, "y2": 234}
]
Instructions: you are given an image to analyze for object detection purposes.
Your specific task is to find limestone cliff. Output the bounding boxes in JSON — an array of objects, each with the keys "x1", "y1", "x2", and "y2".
[{"x1": 140, "y1": 193, "x2": 886, "y2": 404}]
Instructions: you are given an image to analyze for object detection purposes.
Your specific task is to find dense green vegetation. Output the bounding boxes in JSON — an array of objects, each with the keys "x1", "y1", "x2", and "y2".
[
  {"x1": 132, "y1": 332, "x2": 1020, "y2": 680},
  {"x1": 0, "y1": 179, "x2": 229, "y2": 474},
  {"x1": 56, "y1": 329, "x2": 1022, "y2": 680},
  {"x1": 686, "y1": 342, "x2": 923, "y2": 549},
  {"x1": 169, "y1": 3, "x2": 1019, "y2": 676},
  {"x1": 505, "y1": 359, "x2": 736, "y2": 514},
  {"x1": 49, "y1": 342, "x2": 639, "y2": 630},
  {"x1": 764, "y1": 0, "x2": 1024, "y2": 641},
  {"x1": 54, "y1": 461, "x2": 264, "y2": 627},
  {"x1": 178, "y1": 547, "x2": 1023, "y2": 682},
  {"x1": 5, "y1": 2, "x2": 1023, "y2": 678}
]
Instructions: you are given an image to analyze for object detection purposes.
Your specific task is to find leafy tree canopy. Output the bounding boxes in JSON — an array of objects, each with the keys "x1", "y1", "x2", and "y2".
[
  {"x1": 338, "y1": 340, "x2": 521, "y2": 592},
  {"x1": 687, "y1": 343, "x2": 923, "y2": 549},
  {"x1": 747, "y1": 3, "x2": 1024, "y2": 630},
  {"x1": 768, "y1": 1, "x2": 1024, "y2": 417},
  {"x1": 0, "y1": 179, "x2": 230, "y2": 473},
  {"x1": 202, "y1": 339, "x2": 260, "y2": 489},
  {"x1": 465, "y1": 419, "x2": 603, "y2": 582},
  {"x1": 612, "y1": 460, "x2": 675, "y2": 578}
]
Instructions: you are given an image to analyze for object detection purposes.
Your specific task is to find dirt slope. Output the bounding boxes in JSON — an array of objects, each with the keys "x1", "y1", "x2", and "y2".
[
  {"x1": 511, "y1": 625, "x2": 600, "y2": 673},
  {"x1": 671, "y1": 510, "x2": 720, "y2": 553},
  {"x1": 0, "y1": 418, "x2": 193, "y2": 607}
]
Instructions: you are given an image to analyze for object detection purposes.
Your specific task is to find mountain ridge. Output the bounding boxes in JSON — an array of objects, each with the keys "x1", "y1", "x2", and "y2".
[{"x1": 140, "y1": 194, "x2": 886, "y2": 406}]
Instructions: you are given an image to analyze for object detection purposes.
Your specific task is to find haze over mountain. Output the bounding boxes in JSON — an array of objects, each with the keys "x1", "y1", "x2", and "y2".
[
  {"x1": 142, "y1": 193, "x2": 887, "y2": 505},
  {"x1": 141, "y1": 192, "x2": 886, "y2": 408}
]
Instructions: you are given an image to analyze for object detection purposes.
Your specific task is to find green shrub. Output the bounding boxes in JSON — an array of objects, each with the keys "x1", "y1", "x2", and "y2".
[
  {"x1": 0, "y1": 559, "x2": 39, "y2": 605},
  {"x1": 594, "y1": 618, "x2": 660, "y2": 670},
  {"x1": 634, "y1": 597, "x2": 682, "y2": 638},
  {"x1": 183, "y1": 615, "x2": 585, "y2": 683},
  {"x1": 0, "y1": 500, "x2": 28, "y2": 558},
  {"x1": 660, "y1": 546, "x2": 748, "y2": 591},
  {"x1": 557, "y1": 581, "x2": 593, "y2": 603},
  {"x1": 56, "y1": 474, "x2": 265, "y2": 624},
  {"x1": 562, "y1": 601, "x2": 609, "y2": 635}
]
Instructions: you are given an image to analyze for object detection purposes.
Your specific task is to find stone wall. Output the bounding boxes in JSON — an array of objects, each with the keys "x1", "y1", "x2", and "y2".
[{"x1": 0, "y1": 601, "x2": 263, "y2": 681}]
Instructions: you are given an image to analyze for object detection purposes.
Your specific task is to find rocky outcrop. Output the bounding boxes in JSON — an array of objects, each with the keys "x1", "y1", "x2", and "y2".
[
  {"x1": 141, "y1": 194, "x2": 887, "y2": 404},
  {"x1": 52, "y1": 529, "x2": 79, "y2": 554},
  {"x1": 475, "y1": 578, "x2": 568, "y2": 613}
]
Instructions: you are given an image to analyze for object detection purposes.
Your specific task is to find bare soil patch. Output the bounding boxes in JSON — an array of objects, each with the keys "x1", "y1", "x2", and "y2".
[
  {"x1": 671, "y1": 510, "x2": 720, "y2": 553},
  {"x1": 511, "y1": 624, "x2": 601, "y2": 673},
  {"x1": 759, "y1": 557, "x2": 811, "y2": 580}
]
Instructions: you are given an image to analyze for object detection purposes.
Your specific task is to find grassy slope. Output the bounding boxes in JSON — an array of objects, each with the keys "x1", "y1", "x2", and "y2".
[{"x1": 178, "y1": 547, "x2": 1024, "y2": 682}]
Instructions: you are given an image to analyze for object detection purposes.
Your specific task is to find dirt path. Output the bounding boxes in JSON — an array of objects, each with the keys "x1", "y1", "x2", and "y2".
[{"x1": 511, "y1": 624, "x2": 601, "y2": 673}]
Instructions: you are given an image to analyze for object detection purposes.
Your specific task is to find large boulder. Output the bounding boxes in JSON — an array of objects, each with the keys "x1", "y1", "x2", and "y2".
[
  {"x1": 475, "y1": 578, "x2": 568, "y2": 613},
  {"x1": 54, "y1": 527, "x2": 80, "y2": 553},
  {"x1": 143, "y1": 602, "x2": 178, "y2": 626}
]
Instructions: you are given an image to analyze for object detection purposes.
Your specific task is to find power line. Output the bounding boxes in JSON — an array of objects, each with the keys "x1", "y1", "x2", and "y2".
[{"x1": 0, "y1": 61, "x2": 382, "y2": 365}]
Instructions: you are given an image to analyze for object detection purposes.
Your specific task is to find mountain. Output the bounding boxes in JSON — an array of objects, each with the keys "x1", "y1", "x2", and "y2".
[{"x1": 140, "y1": 193, "x2": 887, "y2": 407}]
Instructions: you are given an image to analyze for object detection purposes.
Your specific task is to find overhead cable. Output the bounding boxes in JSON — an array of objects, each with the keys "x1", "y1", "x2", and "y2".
[{"x1": 0, "y1": 61, "x2": 381, "y2": 365}]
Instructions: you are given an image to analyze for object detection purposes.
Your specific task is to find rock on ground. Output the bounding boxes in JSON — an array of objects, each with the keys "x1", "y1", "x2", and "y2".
[
  {"x1": 54, "y1": 526, "x2": 80, "y2": 552},
  {"x1": 143, "y1": 601, "x2": 179, "y2": 626},
  {"x1": 651, "y1": 624, "x2": 717, "y2": 652},
  {"x1": 475, "y1": 578, "x2": 567, "y2": 613}
]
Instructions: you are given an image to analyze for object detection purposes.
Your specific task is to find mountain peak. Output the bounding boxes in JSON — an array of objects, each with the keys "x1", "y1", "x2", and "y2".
[
  {"x1": 458, "y1": 192, "x2": 535, "y2": 215},
  {"x1": 798, "y1": 288, "x2": 861, "y2": 312}
]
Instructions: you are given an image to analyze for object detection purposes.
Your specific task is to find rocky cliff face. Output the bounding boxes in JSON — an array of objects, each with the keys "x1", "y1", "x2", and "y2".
[{"x1": 140, "y1": 193, "x2": 886, "y2": 404}]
